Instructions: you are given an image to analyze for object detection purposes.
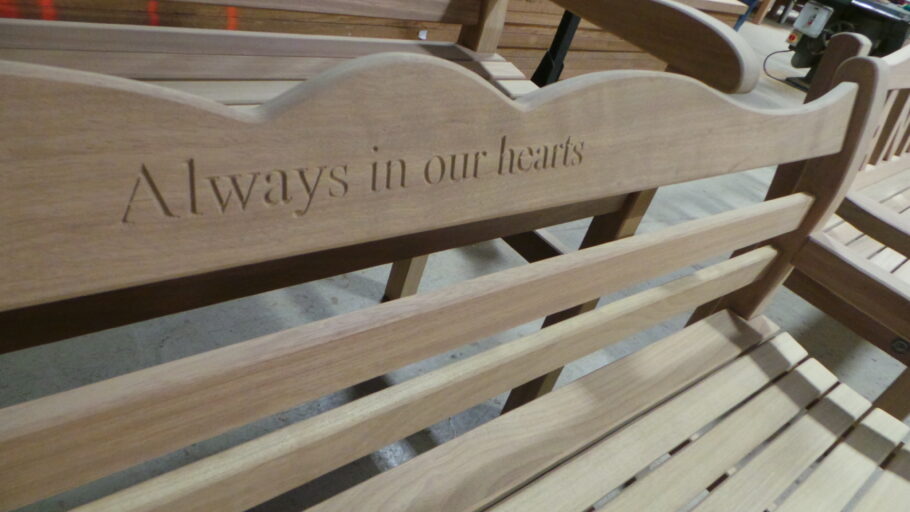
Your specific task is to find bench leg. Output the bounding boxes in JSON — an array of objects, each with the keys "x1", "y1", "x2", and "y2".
[
  {"x1": 502, "y1": 189, "x2": 657, "y2": 413},
  {"x1": 382, "y1": 254, "x2": 430, "y2": 302},
  {"x1": 876, "y1": 366, "x2": 910, "y2": 424}
]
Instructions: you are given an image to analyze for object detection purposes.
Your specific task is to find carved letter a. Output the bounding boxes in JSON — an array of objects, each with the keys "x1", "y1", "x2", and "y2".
[{"x1": 121, "y1": 165, "x2": 178, "y2": 223}]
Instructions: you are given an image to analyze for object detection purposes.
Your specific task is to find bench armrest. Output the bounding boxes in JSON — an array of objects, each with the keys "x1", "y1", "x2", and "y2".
[{"x1": 551, "y1": 0, "x2": 760, "y2": 93}]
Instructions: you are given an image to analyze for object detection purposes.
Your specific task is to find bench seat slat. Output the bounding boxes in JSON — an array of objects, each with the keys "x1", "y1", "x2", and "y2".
[
  {"x1": 598, "y1": 358, "x2": 838, "y2": 512},
  {"x1": 487, "y1": 332, "x2": 808, "y2": 512},
  {"x1": 774, "y1": 408, "x2": 909, "y2": 512},
  {"x1": 305, "y1": 312, "x2": 779, "y2": 512},
  {"x1": 693, "y1": 383, "x2": 871, "y2": 512},
  {"x1": 851, "y1": 445, "x2": 910, "y2": 512},
  {"x1": 74, "y1": 253, "x2": 778, "y2": 512}
]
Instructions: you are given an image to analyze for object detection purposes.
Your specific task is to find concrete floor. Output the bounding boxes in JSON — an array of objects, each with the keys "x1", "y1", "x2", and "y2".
[{"x1": 2, "y1": 21, "x2": 906, "y2": 512}]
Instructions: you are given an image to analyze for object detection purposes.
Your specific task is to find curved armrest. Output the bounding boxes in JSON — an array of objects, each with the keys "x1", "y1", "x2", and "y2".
[
  {"x1": 551, "y1": 0, "x2": 759, "y2": 93},
  {"x1": 839, "y1": 192, "x2": 910, "y2": 257}
]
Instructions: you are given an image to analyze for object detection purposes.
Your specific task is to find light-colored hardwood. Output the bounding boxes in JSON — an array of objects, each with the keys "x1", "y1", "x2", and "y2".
[
  {"x1": 383, "y1": 254, "x2": 430, "y2": 301},
  {"x1": 722, "y1": 56, "x2": 888, "y2": 320},
  {"x1": 601, "y1": 359, "x2": 839, "y2": 512},
  {"x1": 458, "y1": 0, "x2": 508, "y2": 53},
  {"x1": 0, "y1": 194, "x2": 809, "y2": 508},
  {"x1": 72, "y1": 252, "x2": 778, "y2": 512},
  {"x1": 501, "y1": 188, "x2": 657, "y2": 411},
  {"x1": 846, "y1": 444, "x2": 910, "y2": 512},
  {"x1": 489, "y1": 334, "x2": 810, "y2": 512},
  {"x1": 796, "y1": 233, "x2": 910, "y2": 352},
  {"x1": 0, "y1": 57, "x2": 851, "y2": 312},
  {"x1": 840, "y1": 192, "x2": 910, "y2": 256},
  {"x1": 306, "y1": 312, "x2": 778, "y2": 512},
  {"x1": 3, "y1": 15, "x2": 907, "y2": 512},
  {"x1": 693, "y1": 383, "x2": 871, "y2": 512},
  {"x1": 774, "y1": 408, "x2": 909, "y2": 512}
]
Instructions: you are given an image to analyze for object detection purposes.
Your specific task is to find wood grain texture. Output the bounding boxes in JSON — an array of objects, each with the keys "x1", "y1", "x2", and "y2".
[
  {"x1": 785, "y1": 269, "x2": 903, "y2": 351},
  {"x1": 73, "y1": 251, "x2": 778, "y2": 512},
  {"x1": 458, "y1": 0, "x2": 507, "y2": 53},
  {"x1": 501, "y1": 189, "x2": 657, "y2": 411},
  {"x1": 0, "y1": 196, "x2": 807, "y2": 509},
  {"x1": 490, "y1": 333, "x2": 808, "y2": 512},
  {"x1": 774, "y1": 408, "x2": 909, "y2": 512},
  {"x1": 694, "y1": 384, "x2": 871, "y2": 512},
  {"x1": 0, "y1": 57, "x2": 852, "y2": 312},
  {"x1": 851, "y1": 444, "x2": 910, "y2": 512},
  {"x1": 601, "y1": 358, "x2": 838, "y2": 512},
  {"x1": 548, "y1": 0, "x2": 758, "y2": 93},
  {"x1": 0, "y1": 196, "x2": 624, "y2": 352},
  {"x1": 307, "y1": 312, "x2": 778, "y2": 512}
]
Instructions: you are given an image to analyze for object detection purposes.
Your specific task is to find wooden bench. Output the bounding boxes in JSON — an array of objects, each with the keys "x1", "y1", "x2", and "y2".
[
  {"x1": 719, "y1": 33, "x2": 910, "y2": 423},
  {"x1": 2, "y1": 14, "x2": 909, "y2": 511},
  {"x1": 0, "y1": 0, "x2": 760, "y2": 411}
]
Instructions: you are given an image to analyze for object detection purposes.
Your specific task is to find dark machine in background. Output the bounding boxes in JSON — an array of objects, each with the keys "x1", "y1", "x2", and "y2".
[{"x1": 787, "y1": 0, "x2": 910, "y2": 88}]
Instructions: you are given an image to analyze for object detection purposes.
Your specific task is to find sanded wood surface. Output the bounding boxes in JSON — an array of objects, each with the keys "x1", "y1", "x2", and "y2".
[
  {"x1": 0, "y1": 196, "x2": 807, "y2": 509},
  {"x1": 306, "y1": 312, "x2": 778, "y2": 512},
  {"x1": 602, "y1": 359, "x2": 838, "y2": 512},
  {"x1": 694, "y1": 384, "x2": 871, "y2": 512},
  {"x1": 490, "y1": 333, "x2": 809, "y2": 512},
  {"x1": 0, "y1": 56, "x2": 852, "y2": 312},
  {"x1": 775, "y1": 408, "x2": 909, "y2": 512},
  {"x1": 73, "y1": 252, "x2": 778, "y2": 512},
  {"x1": 851, "y1": 444, "x2": 910, "y2": 512}
]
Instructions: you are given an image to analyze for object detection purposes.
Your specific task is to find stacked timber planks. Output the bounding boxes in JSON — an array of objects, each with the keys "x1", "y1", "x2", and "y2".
[{"x1": 1, "y1": 0, "x2": 745, "y2": 77}]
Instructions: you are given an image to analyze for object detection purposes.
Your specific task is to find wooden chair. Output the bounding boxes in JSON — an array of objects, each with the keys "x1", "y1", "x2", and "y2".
[
  {"x1": 0, "y1": 0, "x2": 759, "y2": 387},
  {"x1": 2, "y1": 14, "x2": 908, "y2": 511}
]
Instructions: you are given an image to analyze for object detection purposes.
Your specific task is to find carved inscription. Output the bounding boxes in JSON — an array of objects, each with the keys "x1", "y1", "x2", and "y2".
[{"x1": 121, "y1": 134, "x2": 585, "y2": 224}]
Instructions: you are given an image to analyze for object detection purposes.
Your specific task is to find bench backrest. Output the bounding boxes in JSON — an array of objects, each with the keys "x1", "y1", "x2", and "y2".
[
  {"x1": 0, "y1": 45, "x2": 887, "y2": 509},
  {"x1": 854, "y1": 44, "x2": 910, "y2": 190},
  {"x1": 0, "y1": 0, "x2": 763, "y2": 350}
]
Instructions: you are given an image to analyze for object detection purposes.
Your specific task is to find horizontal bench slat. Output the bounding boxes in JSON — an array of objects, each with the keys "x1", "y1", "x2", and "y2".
[
  {"x1": 600, "y1": 358, "x2": 838, "y2": 512},
  {"x1": 694, "y1": 384, "x2": 871, "y2": 512},
  {"x1": 308, "y1": 311, "x2": 778, "y2": 512},
  {"x1": 0, "y1": 54, "x2": 852, "y2": 312},
  {"x1": 774, "y1": 408, "x2": 909, "y2": 512},
  {"x1": 0, "y1": 19, "x2": 487, "y2": 60},
  {"x1": 489, "y1": 332, "x2": 807, "y2": 512},
  {"x1": 851, "y1": 445, "x2": 910, "y2": 512},
  {"x1": 0, "y1": 194, "x2": 809, "y2": 510},
  {"x1": 74, "y1": 249, "x2": 780, "y2": 512}
]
